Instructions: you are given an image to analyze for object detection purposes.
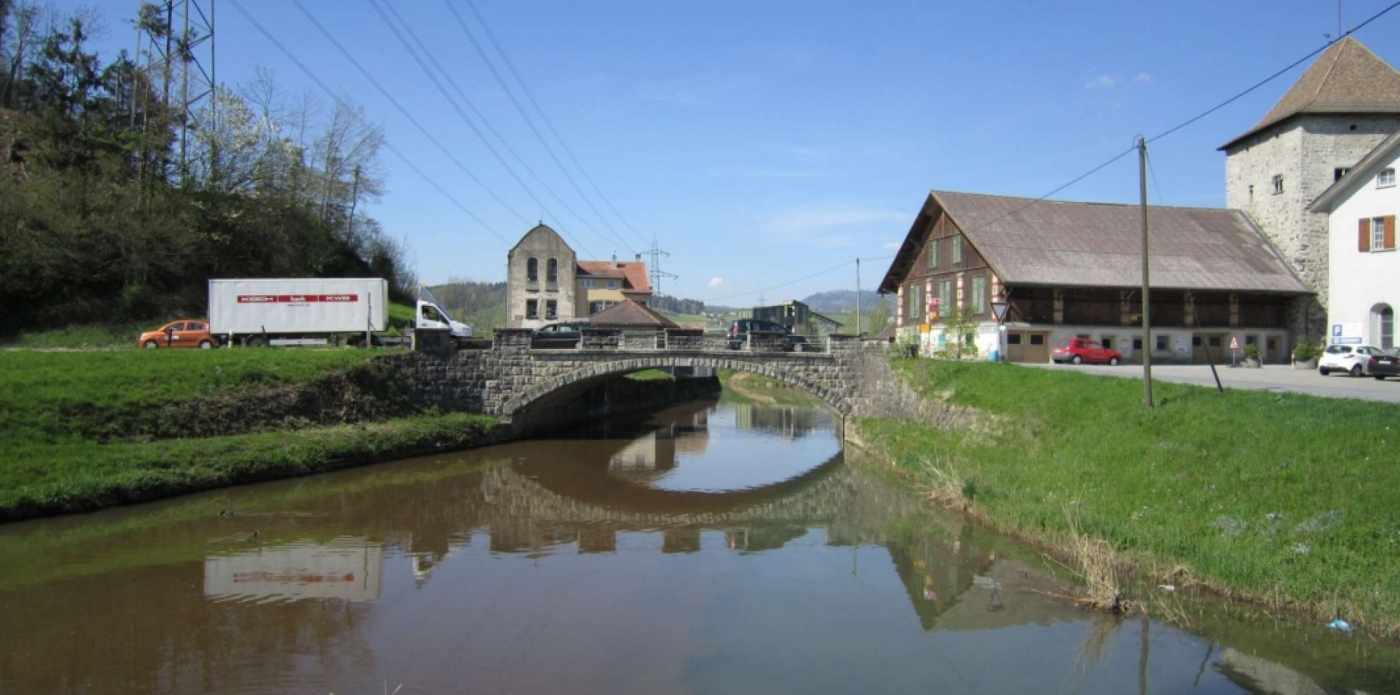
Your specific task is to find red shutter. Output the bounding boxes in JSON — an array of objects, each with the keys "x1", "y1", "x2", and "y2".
[
  {"x1": 1387, "y1": 216, "x2": 1397, "y2": 250},
  {"x1": 1360, "y1": 219, "x2": 1371, "y2": 252}
]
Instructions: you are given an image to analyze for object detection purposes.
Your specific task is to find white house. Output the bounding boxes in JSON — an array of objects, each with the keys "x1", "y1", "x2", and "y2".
[{"x1": 1309, "y1": 130, "x2": 1400, "y2": 350}]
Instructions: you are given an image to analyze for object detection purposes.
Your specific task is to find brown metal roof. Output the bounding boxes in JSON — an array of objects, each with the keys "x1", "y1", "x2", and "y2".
[
  {"x1": 1220, "y1": 37, "x2": 1400, "y2": 151},
  {"x1": 879, "y1": 191, "x2": 1309, "y2": 295},
  {"x1": 588, "y1": 299, "x2": 678, "y2": 328}
]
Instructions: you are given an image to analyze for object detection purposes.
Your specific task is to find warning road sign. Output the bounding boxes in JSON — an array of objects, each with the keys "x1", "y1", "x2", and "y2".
[{"x1": 1229, "y1": 336, "x2": 1240, "y2": 351}]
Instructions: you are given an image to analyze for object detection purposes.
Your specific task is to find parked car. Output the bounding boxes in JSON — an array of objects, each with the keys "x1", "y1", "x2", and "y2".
[
  {"x1": 727, "y1": 319, "x2": 808, "y2": 351},
  {"x1": 138, "y1": 320, "x2": 215, "y2": 349},
  {"x1": 1051, "y1": 337, "x2": 1122, "y2": 365},
  {"x1": 1367, "y1": 349, "x2": 1400, "y2": 380},
  {"x1": 531, "y1": 321, "x2": 589, "y2": 349},
  {"x1": 1319, "y1": 344, "x2": 1382, "y2": 376}
]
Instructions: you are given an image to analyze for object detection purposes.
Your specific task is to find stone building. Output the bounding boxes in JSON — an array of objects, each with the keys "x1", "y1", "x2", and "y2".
[
  {"x1": 1221, "y1": 36, "x2": 1400, "y2": 341},
  {"x1": 878, "y1": 191, "x2": 1308, "y2": 364},
  {"x1": 505, "y1": 224, "x2": 651, "y2": 329}
]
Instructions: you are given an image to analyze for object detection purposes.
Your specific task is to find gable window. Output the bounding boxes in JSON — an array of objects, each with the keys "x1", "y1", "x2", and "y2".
[
  {"x1": 970, "y1": 276, "x2": 986, "y2": 314},
  {"x1": 526, "y1": 299, "x2": 538, "y2": 319},
  {"x1": 527, "y1": 257, "x2": 539, "y2": 282},
  {"x1": 1272, "y1": 175, "x2": 1284, "y2": 195},
  {"x1": 1335, "y1": 167, "x2": 1351, "y2": 182},
  {"x1": 952, "y1": 236, "x2": 964, "y2": 265},
  {"x1": 546, "y1": 258, "x2": 558, "y2": 283},
  {"x1": 927, "y1": 239, "x2": 939, "y2": 269},
  {"x1": 906, "y1": 283, "x2": 922, "y2": 321},
  {"x1": 1379, "y1": 168, "x2": 1396, "y2": 188}
]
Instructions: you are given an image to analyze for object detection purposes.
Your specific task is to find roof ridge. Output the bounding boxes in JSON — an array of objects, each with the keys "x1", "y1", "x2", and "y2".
[
  {"x1": 932, "y1": 189, "x2": 1233, "y2": 214},
  {"x1": 1304, "y1": 37, "x2": 1349, "y2": 110}
]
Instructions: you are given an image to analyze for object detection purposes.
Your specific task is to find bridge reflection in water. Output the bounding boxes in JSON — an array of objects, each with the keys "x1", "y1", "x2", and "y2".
[{"x1": 0, "y1": 398, "x2": 1390, "y2": 695}]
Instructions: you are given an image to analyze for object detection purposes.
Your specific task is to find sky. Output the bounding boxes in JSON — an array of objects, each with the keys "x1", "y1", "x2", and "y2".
[{"x1": 53, "y1": 0, "x2": 1400, "y2": 306}]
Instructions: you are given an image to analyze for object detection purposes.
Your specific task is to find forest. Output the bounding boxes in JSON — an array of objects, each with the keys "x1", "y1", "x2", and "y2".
[{"x1": 0, "y1": 1, "x2": 414, "y2": 334}]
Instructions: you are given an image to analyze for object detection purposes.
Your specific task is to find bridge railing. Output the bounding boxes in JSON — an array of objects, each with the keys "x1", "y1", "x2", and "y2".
[{"x1": 487, "y1": 327, "x2": 869, "y2": 355}]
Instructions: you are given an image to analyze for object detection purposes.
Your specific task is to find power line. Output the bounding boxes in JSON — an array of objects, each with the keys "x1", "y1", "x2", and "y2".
[
  {"x1": 288, "y1": 0, "x2": 536, "y2": 236},
  {"x1": 708, "y1": 255, "x2": 894, "y2": 304},
  {"x1": 450, "y1": 0, "x2": 648, "y2": 252},
  {"x1": 367, "y1": 0, "x2": 598, "y2": 258},
  {"x1": 227, "y1": 0, "x2": 508, "y2": 245}
]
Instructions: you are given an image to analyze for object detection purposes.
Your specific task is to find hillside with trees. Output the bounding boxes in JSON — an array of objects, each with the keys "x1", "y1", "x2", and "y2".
[{"x1": 0, "y1": 2, "x2": 414, "y2": 336}]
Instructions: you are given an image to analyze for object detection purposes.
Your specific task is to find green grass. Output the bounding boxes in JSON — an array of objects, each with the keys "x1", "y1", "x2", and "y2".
[
  {"x1": 1, "y1": 322, "x2": 153, "y2": 350},
  {"x1": 624, "y1": 368, "x2": 675, "y2": 382},
  {"x1": 858, "y1": 359, "x2": 1400, "y2": 636},
  {"x1": 0, "y1": 412, "x2": 500, "y2": 521},
  {"x1": 718, "y1": 369, "x2": 822, "y2": 406},
  {"x1": 0, "y1": 349, "x2": 382, "y2": 442}
]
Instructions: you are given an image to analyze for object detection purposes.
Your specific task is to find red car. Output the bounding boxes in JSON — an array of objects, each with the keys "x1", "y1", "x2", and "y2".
[{"x1": 1052, "y1": 338, "x2": 1122, "y2": 365}]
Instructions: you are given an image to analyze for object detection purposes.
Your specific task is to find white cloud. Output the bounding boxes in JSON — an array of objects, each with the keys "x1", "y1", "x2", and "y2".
[
  {"x1": 1134, "y1": 72, "x2": 1152, "y2": 84},
  {"x1": 1084, "y1": 74, "x2": 1118, "y2": 90},
  {"x1": 707, "y1": 276, "x2": 725, "y2": 288}
]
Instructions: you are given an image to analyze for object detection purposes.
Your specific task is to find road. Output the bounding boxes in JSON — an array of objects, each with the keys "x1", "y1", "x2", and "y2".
[{"x1": 1030, "y1": 363, "x2": 1400, "y2": 404}]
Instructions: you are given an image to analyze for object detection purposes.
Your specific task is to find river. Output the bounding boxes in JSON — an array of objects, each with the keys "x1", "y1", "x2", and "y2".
[{"x1": 1, "y1": 397, "x2": 1397, "y2": 693}]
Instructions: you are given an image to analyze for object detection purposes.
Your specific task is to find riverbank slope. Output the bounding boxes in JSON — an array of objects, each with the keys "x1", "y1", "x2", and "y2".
[{"x1": 856, "y1": 359, "x2": 1400, "y2": 638}]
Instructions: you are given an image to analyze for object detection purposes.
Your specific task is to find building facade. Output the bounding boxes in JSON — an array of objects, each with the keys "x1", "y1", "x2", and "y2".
[
  {"x1": 878, "y1": 191, "x2": 1309, "y2": 364},
  {"x1": 1309, "y1": 131, "x2": 1400, "y2": 350},
  {"x1": 751, "y1": 300, "x2": 843, "y2": 336},
  {"x1": 506, "y1": 224, "x2": 651, "y2": 329},
  {"x1": 1221, "y1": 37, "x2": 1400, "y2": 341}
]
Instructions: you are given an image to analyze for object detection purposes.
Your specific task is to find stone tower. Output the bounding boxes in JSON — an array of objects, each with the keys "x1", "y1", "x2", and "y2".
[{"x1": 1222, "y1": 36, "x2": 1400, "y2": 340}]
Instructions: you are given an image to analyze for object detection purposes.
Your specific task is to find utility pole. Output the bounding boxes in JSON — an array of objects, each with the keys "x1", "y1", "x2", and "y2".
[
  {"x1": 644, "y1": 237, "x2": 676, "y2": 295},
  {"x1": 855, "y1": 257, "x2": 862, "y2": 336},
  {"x1": 1138, "y1": 136, "x2": 1154, "y2": 408}
]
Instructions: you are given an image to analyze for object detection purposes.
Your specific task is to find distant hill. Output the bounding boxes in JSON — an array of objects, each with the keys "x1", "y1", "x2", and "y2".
[
  {"x1": 426, "y1": 280, "x2": 507, "y2": 334},
  {"x1": 801, "y1": 290, "x2": 890, "y2": 314}
]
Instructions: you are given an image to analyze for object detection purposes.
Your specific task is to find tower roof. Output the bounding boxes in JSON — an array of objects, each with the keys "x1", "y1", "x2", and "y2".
[{"x1": 1220, "y1": 36, "x2": 1400, "y2": 151}]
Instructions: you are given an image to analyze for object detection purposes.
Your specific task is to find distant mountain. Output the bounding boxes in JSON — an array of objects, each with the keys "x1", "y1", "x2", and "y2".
[{"x1": 801, "y1": 290, "x2": 889, "y2": 314}]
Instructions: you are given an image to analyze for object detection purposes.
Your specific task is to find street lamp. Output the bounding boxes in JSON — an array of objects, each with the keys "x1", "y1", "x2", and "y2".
[{"x1": 990, "y1": 289, "x2": 1010, "y2": 363}]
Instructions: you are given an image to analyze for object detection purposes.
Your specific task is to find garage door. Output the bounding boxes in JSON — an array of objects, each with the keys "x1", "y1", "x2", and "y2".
[{"x1": 1007, "y1": 332, "x2": 1049, "y2": 363}]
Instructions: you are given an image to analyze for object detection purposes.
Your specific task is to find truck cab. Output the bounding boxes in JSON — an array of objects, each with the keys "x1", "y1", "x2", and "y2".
[{"x1": 416, "y1": 299, "x2": 472, "y2": 341}]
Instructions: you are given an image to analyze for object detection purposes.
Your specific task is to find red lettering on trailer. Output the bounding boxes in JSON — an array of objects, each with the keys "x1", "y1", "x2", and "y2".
[
  {"x1": 235, "y1": 293, "x2": 360, "y2": 304},
  {"x1": 237, "y1": 295, "x2": 277, "y2": 303},
  {"x1": 319, "y1": 294, "x2": 358, "y2": 302}
]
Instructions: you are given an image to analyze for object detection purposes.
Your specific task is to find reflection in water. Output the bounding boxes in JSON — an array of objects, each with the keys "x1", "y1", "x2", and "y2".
[{"x1": 0, "y1": 398, "x2": 1396, "y2": 694}]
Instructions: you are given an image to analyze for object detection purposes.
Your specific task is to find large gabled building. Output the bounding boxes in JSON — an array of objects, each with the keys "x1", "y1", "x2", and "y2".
[
  {"x1": 506, "y1": 224, "x2": 651, "y2": 329},
  {"x1": 877, "y1": 191, "x2": 1309, "y2": 363}
]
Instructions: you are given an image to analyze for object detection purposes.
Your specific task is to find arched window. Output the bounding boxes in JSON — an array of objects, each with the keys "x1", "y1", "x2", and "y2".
[
  {"x1": 527, "y1": 257, "x2": 538, "y2": 282},
  {"x1": 546, "y1": 258, "x2": 558, "y2": 283},
  {"x1": 1372, "y1": 303, "x2": 1395, "y2": 350}
]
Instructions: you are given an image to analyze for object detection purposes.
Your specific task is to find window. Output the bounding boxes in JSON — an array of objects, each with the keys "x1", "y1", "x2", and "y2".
[
  {"x1": 1192, "y1": 336, "x2": 1202, "y2": 347},
  {"x1": 938, "y1": 280, "x2": 952, "y2": 318},
  {"x1": 1155, "y1": 335, "x2": 1168, "y2": 351},
  {"x1": 1374, "y1": 217, "x2": 1388, "y2": 251},
  {"x1": 1101, "y1": 337, "x2": 1114, "y2": 350},
  {"x1": 421, "y1": 305, "x2": 443, "y2": 322},
  {"x1": 1248, "y1": 184, "x2": 1254, "y2": 201},
  {"x1": 1272, "y1": 175, "x2": 1284, "y2": 195},
  {"x1": 927, "y1": 239, "x2": 939, "y2": 269},
  {"x1": 970, "y1": 276, "x2": 986, "y2": 314},
  {"x1": 907, "y1": 283, "x2": 922, "y2": 321},
  {"x1": 952, "y1": 236, "x2": 964, "y2": 265},
  {"x1": 527, "y1": 257, "x2": 539, "y2": 282},
  {"x1": 1380, "y1": 168, "x2": 1396, "y2": 188},
  {"x1": 1208, "y1": 336, "x2": 1222, "y2": 348},
  {"x1": 1245, "y1": 335, "x2": 1257, "y2": 345},
  {"x1": 1007, "y1": 333, "x2": 1023, "y2": 345},
  {"x1": 525, "y1": 299, "x2": 538, "y2": 319},
  {"x1": 546, "y1": 258, "x2": 558, "y2": 283},
  {"x1": 1030, "y1": 334, "x2": 1044, "y2": 346},
  {"x1": 1335, "y1": 167, "x2": 1351, "y2": 182},
  {"x1": 546, "y1": 300, "x2": 558, "y2": 320},
  {"x1": 1133, "y1": 337, "x2": 1143, "y2": 350},
  {"x1": 964, "y1": 333, "x2": 975, "y2": 346},
  {"x1": 609, "y1": 279, "x2": 620, "y2": 289}
]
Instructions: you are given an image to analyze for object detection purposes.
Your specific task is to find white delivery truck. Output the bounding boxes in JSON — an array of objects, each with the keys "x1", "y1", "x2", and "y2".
[
  {"x1": 413, "y1": 285, "x2": 474, "y2": 346},
  {"x1": 209, "y1": 278, "x2": 389, "y2": 347}
]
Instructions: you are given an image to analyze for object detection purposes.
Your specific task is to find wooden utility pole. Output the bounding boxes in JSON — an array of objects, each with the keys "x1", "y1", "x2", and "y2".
[
  {"x1": 1139, "y1": 136, "x2": 1154, "y2": 408},
  {"x1": 855, "y1": 257, "x2": 862, "y2": 336}
]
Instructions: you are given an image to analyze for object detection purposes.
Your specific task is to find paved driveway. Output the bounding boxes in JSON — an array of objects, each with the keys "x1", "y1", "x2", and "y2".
[{"x1": 1030, "y1": 363, "x2": 1400, "y2": 404}]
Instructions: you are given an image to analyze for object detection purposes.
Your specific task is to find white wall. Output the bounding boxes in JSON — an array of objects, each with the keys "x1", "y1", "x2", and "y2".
[{"x1": 1326, "y1": 149, "x2": 1400, "y2": 348}]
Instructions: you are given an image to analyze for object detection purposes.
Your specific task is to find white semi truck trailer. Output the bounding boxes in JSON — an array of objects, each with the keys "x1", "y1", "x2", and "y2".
[{"x1": 209, "y1": 278, "x2": 473, "y2": 347}]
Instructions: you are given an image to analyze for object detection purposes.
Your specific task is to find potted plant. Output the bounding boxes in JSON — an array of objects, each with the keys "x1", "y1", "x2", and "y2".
[
  {"x1": 1242, "y1": 344, "x2": 1262, "y2": 368},
  {"x1": 1292, "y1": 341, "x2": 1320, "y2": 370}
]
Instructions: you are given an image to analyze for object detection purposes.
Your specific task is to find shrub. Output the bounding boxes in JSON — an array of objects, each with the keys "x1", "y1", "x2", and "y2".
[
  {"x1": 1243, "y1": 344, "x2": 1260, "y2": 361},
  {"x1": 1292, "y1": 341, "x2": 1320, "y2": 361}
]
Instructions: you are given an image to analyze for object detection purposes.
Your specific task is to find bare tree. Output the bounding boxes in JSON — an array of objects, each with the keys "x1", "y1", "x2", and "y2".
[
  {"x1": 310, "y1": 100, "x2": 383, "y2": 226},
  {"x1": 1, "y1": 1, "x2": 43, "y2": 108}
]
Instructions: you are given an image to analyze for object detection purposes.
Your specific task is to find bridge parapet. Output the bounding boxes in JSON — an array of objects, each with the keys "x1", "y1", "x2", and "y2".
[{"x1": 493, "y1": 328, "x2": 533, "y2": 351}]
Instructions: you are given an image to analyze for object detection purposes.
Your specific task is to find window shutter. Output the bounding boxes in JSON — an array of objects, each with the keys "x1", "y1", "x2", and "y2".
[
  {"x1": 1387, "y1": 216, "x2": 1397, "y2": 250},
  {"x1": 1360, "y1": 219, "x2": 1371, "y2": 252}
]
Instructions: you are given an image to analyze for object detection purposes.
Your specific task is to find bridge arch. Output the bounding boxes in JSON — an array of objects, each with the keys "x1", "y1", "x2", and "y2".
[{"x1": 499, "y1": 354, "x2": 853, "y2": 419}]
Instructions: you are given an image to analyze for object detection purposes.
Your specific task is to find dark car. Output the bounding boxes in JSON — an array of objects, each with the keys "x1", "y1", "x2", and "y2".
[
  {"x1": 532, "y1": 321, "x2": 589, "y2": 349},
  {"x1": 727, "y1": 318, "x2": 809, "y2": 351},
  {"x1": 1367, "y1": 349, "x2": 1400, "y2": 380}
]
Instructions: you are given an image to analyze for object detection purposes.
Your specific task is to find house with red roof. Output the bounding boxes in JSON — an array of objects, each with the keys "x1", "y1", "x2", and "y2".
[{"x1": 506, "y1": 223, "x2": 652, "y2": 329}]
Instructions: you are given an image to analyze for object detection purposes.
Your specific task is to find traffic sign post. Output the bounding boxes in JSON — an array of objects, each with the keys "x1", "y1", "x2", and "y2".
[{"x1": 1229, "y1": 335, "x2": 1240, "y2": 368}]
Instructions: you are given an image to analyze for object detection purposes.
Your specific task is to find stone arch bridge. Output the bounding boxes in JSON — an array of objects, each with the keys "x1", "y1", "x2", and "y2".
[{"x1": 396, "y1": 328, "x2": 893, "y2": 424}]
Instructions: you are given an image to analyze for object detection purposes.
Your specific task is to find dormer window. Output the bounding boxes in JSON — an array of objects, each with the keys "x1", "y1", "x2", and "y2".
[
  {"x1": 1379, "y1": 168, "x2": 1396, "y2": 189},
  {"x1": 1272, "y1": 175, "x2": 1284, "y2": 195}
]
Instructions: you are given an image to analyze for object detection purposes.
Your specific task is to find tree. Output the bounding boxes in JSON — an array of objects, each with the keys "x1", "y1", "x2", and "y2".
[{"x1": 935, "y1": 306, "x2": 979, "y2": 360}]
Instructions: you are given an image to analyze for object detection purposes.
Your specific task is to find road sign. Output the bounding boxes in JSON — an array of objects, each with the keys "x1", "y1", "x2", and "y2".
[{"x1": 1229, "y1": 336, "x2": 1240, "y2": 351}]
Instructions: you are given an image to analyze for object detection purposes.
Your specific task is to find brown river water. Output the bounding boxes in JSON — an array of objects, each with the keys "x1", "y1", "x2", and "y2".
[{"x1": 1, "y1": 398, "x2": 1398, "y2": 694}]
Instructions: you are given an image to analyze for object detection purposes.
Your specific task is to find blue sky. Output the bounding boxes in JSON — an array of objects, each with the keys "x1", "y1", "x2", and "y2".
[{"x1": 57, "y1": 1, "x2": 1400, "y2": 305}]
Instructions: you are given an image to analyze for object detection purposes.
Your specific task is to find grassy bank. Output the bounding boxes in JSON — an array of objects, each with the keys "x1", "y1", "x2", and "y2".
[
  {"x1": 858, "y1": 359, "x2": 1400, "y2": 637},
  {"x1": 0, "y1": 349, "x2": 501, "y2": 521},
  {"x1": 718, "y1": 369, "x2": 821, "y2": 406}
]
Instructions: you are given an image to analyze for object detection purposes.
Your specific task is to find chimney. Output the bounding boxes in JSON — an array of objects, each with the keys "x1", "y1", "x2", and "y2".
[
  {"x1": 635, "y1": 253, "x2": 642, "y2": 261},
  {"x1": 611, "y1": 253, "x2": 616, "y2": 262}
]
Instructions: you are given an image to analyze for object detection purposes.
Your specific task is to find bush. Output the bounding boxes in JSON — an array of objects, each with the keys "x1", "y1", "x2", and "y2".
[
  {"x1": 1243, "y1": 344, "x2": 1260, "y2": 361},
  {"x1": 1293, "y1": 341, "x2": 1320, "y2": 361}
]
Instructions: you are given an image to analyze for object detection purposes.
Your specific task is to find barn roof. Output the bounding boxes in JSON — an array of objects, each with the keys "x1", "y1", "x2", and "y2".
[{"x1": 878, "y1": 191, "x2": 1309, "y2": 295}]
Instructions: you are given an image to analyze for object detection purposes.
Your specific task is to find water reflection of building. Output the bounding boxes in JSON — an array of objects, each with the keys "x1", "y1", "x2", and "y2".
[
  {"x1": 606, "y1": 408, "x2": 710, "y2": 475},
  {"x1": 731, "y1": 402, "x2": 826, "y2": 439},
  {"x1": 203, "y1": 538, "x2": 383, "y2": 602}
]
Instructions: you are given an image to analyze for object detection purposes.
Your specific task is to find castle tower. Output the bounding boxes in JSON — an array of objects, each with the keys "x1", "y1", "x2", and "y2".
[{"x1": 1222, "y1": 37, "x2": 1400, "y2": 340}]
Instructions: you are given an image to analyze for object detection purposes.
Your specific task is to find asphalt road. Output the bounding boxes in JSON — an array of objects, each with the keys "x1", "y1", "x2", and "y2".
[{"x1": 1030, "y1": 362, "x2": 1400, "y2": 404}]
